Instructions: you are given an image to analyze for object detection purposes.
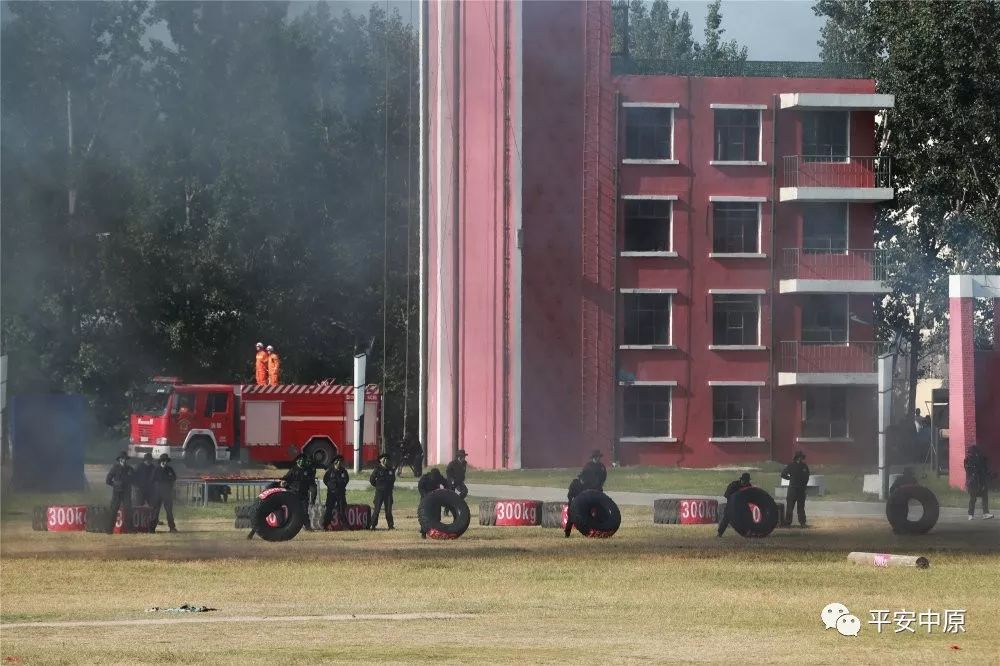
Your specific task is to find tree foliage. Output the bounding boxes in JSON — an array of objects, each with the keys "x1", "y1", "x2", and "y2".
[
  {"x1": 1, "y1": 1, "x2": 419, "y2": 439},
  {"x1": 621, "y1": 0, "x2": 747, "y2": 65},
  {"x1": 814, "y1": 0, "x2": 1000, "y2": 412}
]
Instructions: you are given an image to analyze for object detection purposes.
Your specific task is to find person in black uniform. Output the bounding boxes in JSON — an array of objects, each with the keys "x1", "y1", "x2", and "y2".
[
  {"x1": 580, "y1": 449, "x2": 607, "y2": 492},
  {"x1": 369, "y1": 453, "x2": 396, "y2": 529},
  {"x1": 281, "y1": 454, "x2": 317, "y2": 531},
  {"x1": 105, "y1": 451, "x2": 134, "y2": 534},
  {"x1": 964, "y1": 444, "x2": 994, "y2": 520},
  {"x1": 417, "y1": 468, "x2": 449, "y2": 538},
  {"x1": 322, "y1": 454, "x2": 350, "y2": 528},
  {"x1": 564, "y1": 477, "x2": 584, "y2": 538},
  {"x1": 780, "y1": 450, "x2": 811, "y2": 527},
  {"x1": 889, "y1": 466, "x2": 919, "y2": 495},
  {"x1": 446, "y1": 449, "x2": 469, "y2": 500},
  {"x1": 133, "y1": 452, "x2": 156, "y2": 506},
  {"x1": 150, "y1": 454, "x2": 178, "y2": 533},
  {"x1": 403, "y1": 433, "x2": 424, "y2": 478},
  {"x1": 717, "y1": 472, "x2": 752, "y2": 537}
]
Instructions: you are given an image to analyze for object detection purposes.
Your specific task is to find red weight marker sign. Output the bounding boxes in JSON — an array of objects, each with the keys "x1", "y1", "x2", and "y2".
[
  {"x1": 494, "y1": 499, "x2": 541, "y2": 526},
  {"x1": 326, "y1": 504, "x2": 371, "y2": 531},
  {"x1": 678, "y1": 499, "x2": 719, "y2": 525},
  {"x1": 46, "y1": 505, "x2": 88, "y2": 532}
]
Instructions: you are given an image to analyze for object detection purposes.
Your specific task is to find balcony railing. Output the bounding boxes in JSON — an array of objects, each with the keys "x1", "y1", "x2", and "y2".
[
  {"x1": 781, "y1": 248, "x2": 888, "y2": 282},
  {"x1": 778, "y1": 341, "x2": 890, "y2": 374},
  {"x1": 783, "y1": 155, "x2": 891, "y2": 189}
]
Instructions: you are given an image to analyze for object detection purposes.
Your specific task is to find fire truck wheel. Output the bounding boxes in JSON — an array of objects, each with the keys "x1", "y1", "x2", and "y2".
[
  {"x1": 886, "y1": 485, "x2": 940, "y2": 535},
  {"x1": 250, "y1": 490, "x2": 305, "y2": 542},
  {"x1": 185, "y1": 437, "x2": 216, "y2": 469},
  {"x1": 418, "y1": 490, "x2": 471, "y2": 538},
  {"x1": 85, "y1": 506, "x2": 112, "y2": 533},
  {"x1": 729, "y1": 487, "x2": 780, "y2": 538},
  {"x1": 478, "y1": 500, "x2": 497, "y2": 526},
  {"x1": 304, "y1": 439, "x2": 337, "y2": 468},
  {"x1": 569, "y1": 491, "x2": 621, "y2": 538},
  {"x1": 541, "y1": 502, "x2": 568, "y2": 528}
]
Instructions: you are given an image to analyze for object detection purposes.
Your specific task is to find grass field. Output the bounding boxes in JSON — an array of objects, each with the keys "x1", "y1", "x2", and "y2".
[{"x1": 2, "y1": 488, "x2": 998, "y2": 665}]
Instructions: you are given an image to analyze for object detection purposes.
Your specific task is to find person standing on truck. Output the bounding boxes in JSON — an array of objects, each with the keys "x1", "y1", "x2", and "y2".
[
  {"x1": 368, "y1": 453, "x2": 396, "y2": 530},
  {"x1": 255, "y1": 342, "x2": 269, "y2": 385},
  {"x1": 580, "y1": 449, "x2": 607, "y2": 492},
  {"x1": 780, "y1": 450, "x2": 811, "y2": 527},
  {"x1": 281, "y1": 454, "x2": 316, "y2": 531},
  {"x1": 150, "y1": 454, "x2": 178, "y2": 533},
  {"x1": 322, "y1": 454, "x2": 350, "y2": 528},
  {"x1": 267, "y1": 345, "x2": 281, "y2": 385},
  {"x1": 133, "y1": 452, "x2": 156, "y2": 506},
  {"x1": 446, "y1": 449, "x2": 469, "y2": 500},
  {"x1": 105, "y1": 451, "x2": 134, "y2": 534},
  {"x1": 717, "y1": 472, "x2": 752, "y2": 537}
]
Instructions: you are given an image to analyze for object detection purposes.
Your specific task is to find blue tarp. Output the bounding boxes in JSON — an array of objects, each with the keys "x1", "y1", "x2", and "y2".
[{"x1": 10, "y1": 394, "x2": 87, "y2": 492}]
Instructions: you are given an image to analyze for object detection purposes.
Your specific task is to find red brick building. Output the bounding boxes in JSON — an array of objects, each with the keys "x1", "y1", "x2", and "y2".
[{"x1": 419, "y1": 1, "x2": 894, "y2": 469}]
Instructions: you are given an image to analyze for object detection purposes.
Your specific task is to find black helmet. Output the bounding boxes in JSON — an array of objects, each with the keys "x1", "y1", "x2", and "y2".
[
  {"x1": 739, "y1": 472, "x2": 751, "y2": 484},
  {"x1": 116, "y1": 450, "x2": 128, "y2": 461},
  {"x1": 456, "y1": 449, "x2": 467, "y2": 459},
  {"x1": 332, "y1": 454, "x2": 344, "y2": 463},
  {"x1": 794, "y1": 450, "x2": 806, "y2": 461},
  {"x1": 378, "y1": 453, "x2": 390, "y2": 462},
  {"x1": 159, "y1": 453, "x2": 171, "y2": 462},
  {"x1": 590, "y1": 449, "x2": 603, "y2": 459},
  {"x1": 143, "y1": 452, "x2": 153, "y2": 461}
]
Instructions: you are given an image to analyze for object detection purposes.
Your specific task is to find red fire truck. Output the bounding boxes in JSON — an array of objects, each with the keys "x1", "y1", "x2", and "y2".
[{"x1": 128, "y1": 378, "x2": 381, "y2": 468}]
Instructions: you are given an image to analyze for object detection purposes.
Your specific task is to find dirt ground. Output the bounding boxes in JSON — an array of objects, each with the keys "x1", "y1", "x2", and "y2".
[{"x1": 1, "y1": 501, "x2": 998, "y2": 665}]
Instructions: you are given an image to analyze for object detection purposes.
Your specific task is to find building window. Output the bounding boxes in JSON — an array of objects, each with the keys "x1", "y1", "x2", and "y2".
[
  {"x1": 623, "y1": 386, "x2": 671, "y2": 437},
  {"x1": 712, "y1": 386, "x2": 759, "y2": 437},
  {"x1": 713, "y1": 203, "x2": 760, "y2": 253},
  {"x1": 802, "y1": 203, "x2": 847, "y2": 253},
  {"x1": 802, "y1": 294, "x2": 848, "y2": 343},
  {"x1": 802, "y1": 387, "x2": 849, "y2": 438},
  {"x1": 713, "y1": 294, "x2": 760, "y2": 345},
  {"x1": 802, "y1": 111, "x2": 848, "y2": 160},
  {"x1": 624, "y1": 293, "x2": 671, "y2": 345},
  {"x1": 714, "y1": 109, "x2": 760, "y2": 161},
  {"x1": 624, "y1": 200, "x2": 671, "y2": 251},
  {"x1": 625, "y1": 107, "x2": 673, "y2": 160}
]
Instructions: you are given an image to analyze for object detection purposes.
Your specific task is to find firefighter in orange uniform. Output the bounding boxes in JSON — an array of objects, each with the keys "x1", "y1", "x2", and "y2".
[
  {"x1": 254, "y1": 342, "x2": 269, "y2": 385},
  {"x1": 267, "y1": 345, "x2": 281, "y2": 385}
]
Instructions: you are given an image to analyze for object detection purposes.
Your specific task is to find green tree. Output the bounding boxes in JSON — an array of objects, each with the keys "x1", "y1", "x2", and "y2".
[
  {"x1": 618, "y1": 0, "x2": 746, "y2": 66},
  {"x1": 814, "y1": 0, "x2": 1000, "y2": 414},
  {"x1": 696, "y1": 0, "x2": 748, "y2": 65}
]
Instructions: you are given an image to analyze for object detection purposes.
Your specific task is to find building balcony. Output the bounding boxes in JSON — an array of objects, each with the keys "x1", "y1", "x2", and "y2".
[
  {"x1": 777, "y1": 340, "x2": 889, "y2": 386},
  {"x1": 780, "y1": 156, "x2": 893, "y2": 202},
  {"x1": 779, "y1": 248, "x2": 890, "y2": 294}
]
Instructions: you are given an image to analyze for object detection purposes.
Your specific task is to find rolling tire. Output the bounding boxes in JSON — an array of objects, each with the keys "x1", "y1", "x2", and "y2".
[
  {"x1": 185, "y1": 438, "x2": 216, "y2": 469},
  {"x1": 250, "y1": 490, "x2": 305, "y2": 542},
  {"x1": 32, "y1": 506, "x2": 48, "y2": 531},
  {"x1": 479, "y1": 500, "x2": 497, "y2": 526},
  {"x1": 418, "y1": 489, "x2": 471, "y2": 539},
  {"x1": 234, "y1": 503, "x2": 253, "y2": 519},
  {"x1": 886, "y1": 485, "x2": 939, "y2": 535},
  {"x1": 234, "y1": 517, "x2": 252, "y2": 530},
  {"x1": 569, "y1": 490, "x2": 621, "y2": 538},
  {"x1": 729, "y1": 487, "x2": 780, "y2": 538},
  {"x1": 85, "y1": 506, "x2": 112, "y2": 533},
  {"x1": 653, "y1": 499, "x2": 679, "y2": 525},
  {"x1": 304, "y1": 439, "x2": 337, "y2": 468},
  {"x1": 541, "y1": 502, "x2": 568, "y2": 528}
]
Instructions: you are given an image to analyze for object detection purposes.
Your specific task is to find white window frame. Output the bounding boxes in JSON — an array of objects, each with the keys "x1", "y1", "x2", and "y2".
[
  {"x1": 619, "y1": 288, "x2": 676, "y2": 349},
  {"x1": 707, "y1": 381, "x2": 765, "y2": 442},
  {"x1": 708, "y1": 197, "x2": 767, "y2": 258},
  {"x1": 708, "y1": 289, "x2": 766, "y2": 349},
  {"x1": 622, "y1": 102, "x2": 679, "y2": 165},
  {"x1": 619, "y1": 381, "x2": 677, "y2": 443},
  {"x1": 709, "y1": 104, "x2": 767, "y2": 165},
  {"x1": 620, "y1": 195, "x2": 678, "y2": 257}
]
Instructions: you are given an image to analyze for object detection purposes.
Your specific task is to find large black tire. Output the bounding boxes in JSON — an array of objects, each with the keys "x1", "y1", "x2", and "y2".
[
  {"x1": 653, "y1": 499, "x2": 679, "y2": 525},
  {"x1": 85, "y1": 506, "x2": 113, "y2": 533},
  {"x1": 729, "y1": 487, "x2": 780, "y2": 538},
  {"x1": 234, "y1": 517, "x2": 252, "y2": 529},
  {"x1": 418, "y1": 489, "x2": 471, "y2": 539},
  {"x1": 479, "y1": 500, "x2": 497, "y2": 526},
  {"x1": 234, "y1": 503, "x2": 253, "y2": 520},
  {"x1": 569, "y1": 490, "x2": 621, "y2": 538},
  {"x1": 886, "y1": 485, "x2": 940, "y2": 535},
  {"x1": 32, "y1": 506, "x2": 48, "y2": 531},
  {"x1": 185, "y1": 438, "x2": 216, "y2": 469},
  {"x1": 250, "y1": 490, "x2": 305, "y2": 542},
  {"x1": 541, "y1": 502, "x2": 567, "y2": 528}
]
